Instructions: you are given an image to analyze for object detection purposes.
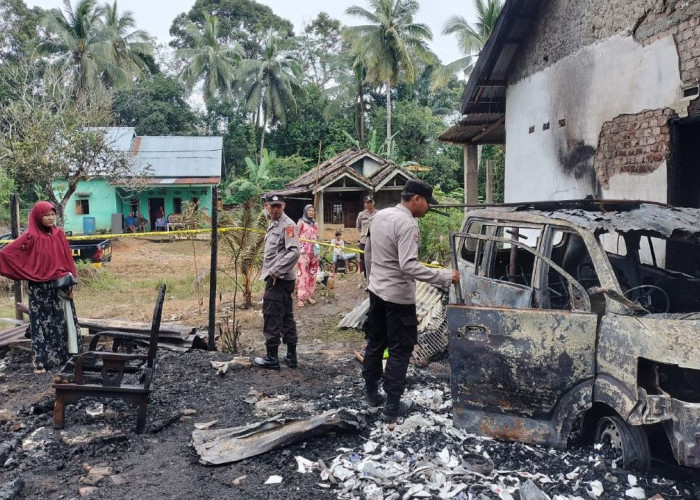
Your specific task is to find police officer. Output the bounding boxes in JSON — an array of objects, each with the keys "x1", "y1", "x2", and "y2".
[
  {"x1": 363, "y1": 179, "x2": 460, "y2": 422},
  {"x1": 356, "y1": 195, "x2": 376, "y2": 277},
  {"x1": 254, "y1": 193, "x2": 301, "y2": 369}
]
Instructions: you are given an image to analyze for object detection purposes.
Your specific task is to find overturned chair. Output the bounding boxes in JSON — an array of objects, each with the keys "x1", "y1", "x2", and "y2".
[{"x1": 53, "y1": 284, "x2": 166, "y2": 433}]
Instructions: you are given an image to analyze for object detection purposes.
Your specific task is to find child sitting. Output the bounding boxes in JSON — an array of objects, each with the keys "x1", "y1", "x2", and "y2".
[{"x1": 330, "y1": 230, "x2": 348, "y2": 275}]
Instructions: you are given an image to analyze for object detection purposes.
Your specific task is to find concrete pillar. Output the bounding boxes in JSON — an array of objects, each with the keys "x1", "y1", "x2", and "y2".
[
  {"x1": 485, "y1": 159, "x2": 494, "y2": 204},
  {"x1": 464, "y1": 144, "x2": 479, "y2": 206}
]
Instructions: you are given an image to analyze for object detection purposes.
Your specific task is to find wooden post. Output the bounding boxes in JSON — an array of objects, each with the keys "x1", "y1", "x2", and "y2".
[
  {"x1": 10, "y1": 194, "x2": 23, "y2": 320},
  {"x1": 207, "y1": 186, "x2": 218, "y2": 351}
]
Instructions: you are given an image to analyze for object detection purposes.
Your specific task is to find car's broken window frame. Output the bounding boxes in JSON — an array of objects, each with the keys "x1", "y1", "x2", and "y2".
[{"x1": 452, "y1": 228, "x2": 591, "y2": 313}]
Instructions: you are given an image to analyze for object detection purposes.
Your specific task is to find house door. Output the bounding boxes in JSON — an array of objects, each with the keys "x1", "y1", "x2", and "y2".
[{"x1": 148, "y1": 198, "x2": 165, "y2": 231}]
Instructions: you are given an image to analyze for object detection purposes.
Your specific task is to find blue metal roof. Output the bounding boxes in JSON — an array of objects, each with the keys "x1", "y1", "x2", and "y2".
[{"x1": 132, "y1": 136, "x2": 223, "y2": 178}]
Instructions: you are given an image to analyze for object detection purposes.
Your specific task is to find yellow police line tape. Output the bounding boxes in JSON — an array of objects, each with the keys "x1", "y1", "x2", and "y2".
[{"x1": 0, "y1": 226, "x2": 445, "y2": 269}]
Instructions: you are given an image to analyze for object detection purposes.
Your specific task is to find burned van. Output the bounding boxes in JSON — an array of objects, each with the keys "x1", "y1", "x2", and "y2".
[{"x1": 447, "y1": 200, "x2": 700, "y2": 470}]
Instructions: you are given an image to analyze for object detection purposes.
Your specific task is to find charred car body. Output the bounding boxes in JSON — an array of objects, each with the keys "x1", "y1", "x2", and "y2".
[{"x1": 447, "y1": 200, "x2": 700, "y2": 470}]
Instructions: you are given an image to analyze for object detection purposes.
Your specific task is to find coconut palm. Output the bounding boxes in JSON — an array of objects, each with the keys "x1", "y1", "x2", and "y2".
[
  {"x1": 102, "y1": 1, "x2": 152, "y2": 85},
  {"x1": 431, "y1": 0, "x2": 503, "y2": 89},
  {"x1": 40, "y1": 0, "x2": 152, "y2": 96},
  {"x1": 176, "y1": 13, "x2": 244, "y2": 103},
  {"x1": 324, "y1": 48, "x2": 370, "y2": 143},
  {"x1": 237, "y1": 31, "x2": 303, "y2": 154},
  {"x1": 39, "y1": 0, "x2": 110, "y2": 97},
  {"x1": 344, "y1": 0, "x2": 433, "y2": 153}
]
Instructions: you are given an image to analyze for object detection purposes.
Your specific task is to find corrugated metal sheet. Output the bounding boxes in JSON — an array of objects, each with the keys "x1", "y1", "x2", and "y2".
[
  {"x1": 338, "y1": 281, "x2": 446, "y2": 331},
  {"x1": 132, "y1": 136, "x2": 223, "y2": 178},
  {"x1": 0, "y1": 324, "x2": 28, "y2": 347},
  {"x1": 338, "y1": 281, "x2": 450, "y2": 362},
  {"x1": 89, "y1": 127, "x2": 136, "y2": 151}
]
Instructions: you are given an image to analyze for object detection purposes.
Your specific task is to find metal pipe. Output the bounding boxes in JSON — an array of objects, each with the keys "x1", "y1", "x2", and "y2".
[{"x1": 208, "y1": 186, "x2": 218, "y2": 351}]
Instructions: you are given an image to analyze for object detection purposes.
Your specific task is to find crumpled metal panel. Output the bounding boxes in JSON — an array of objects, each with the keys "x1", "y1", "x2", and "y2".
[{"x1": 474, "y1": 202, "x2": 700, "y2": 242}]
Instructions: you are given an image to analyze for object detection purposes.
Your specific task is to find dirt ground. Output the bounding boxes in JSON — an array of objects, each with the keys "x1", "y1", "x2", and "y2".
[{"x1": 1, "y1": 238, "x2": 699, "y2": 499}]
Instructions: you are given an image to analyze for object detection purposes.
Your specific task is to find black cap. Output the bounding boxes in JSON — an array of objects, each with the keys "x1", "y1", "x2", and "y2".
[
  {"x1": 401, "y1": 179, "x2": 439, "y2": 205},
  {"x1": 363, "y1": 195, "x2": 374, "y2": 203},
  {"x1": 264, "y1": 193, "x2": 285, "y2": 204}
]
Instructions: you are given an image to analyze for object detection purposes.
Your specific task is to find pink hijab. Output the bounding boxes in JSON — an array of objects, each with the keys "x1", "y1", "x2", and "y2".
[{"x1": 0, "y1": 201, "x2": 77, "y2": 282}]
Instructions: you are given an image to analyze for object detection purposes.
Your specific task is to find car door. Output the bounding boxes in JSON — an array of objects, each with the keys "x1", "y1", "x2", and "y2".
[{"x1": 448, "y1": 221, "x2": 598, "y2": 447}]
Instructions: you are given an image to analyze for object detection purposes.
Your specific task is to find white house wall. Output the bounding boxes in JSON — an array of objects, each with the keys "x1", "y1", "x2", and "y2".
[{"x1": 505, "y1": 34, "x2": 683, "y2": 203}]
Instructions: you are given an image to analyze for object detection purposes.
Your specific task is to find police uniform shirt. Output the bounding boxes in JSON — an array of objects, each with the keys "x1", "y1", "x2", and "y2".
[
  {"x1": 366, "y1": 204, "x2": 452, "y2": 305},
  {"x1": 356, "y1": 209, "x2": 376, "y2": 245},
  {"x1": 261, "y1": 212, "x2": 300, "y2": 281}
]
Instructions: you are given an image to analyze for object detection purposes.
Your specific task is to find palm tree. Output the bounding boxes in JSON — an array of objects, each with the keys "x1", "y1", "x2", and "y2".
[
  {"x1": 176, "y1": 13, "x2": 243, "y2": 103},
  {"x1": 39, "y1": 0, "x2": 110, "y2": 97},
  {"x1": 344, "y1": 0, "x2": 433, "y2": 153},
  {"x1": 103, "y1": 1, "x2": 152, "y2": 86},
  {"x1": 431, "y1": 0, "x2": 503, "y2": 89},
  {"x1": 237, "y1": 31, "x2": 303, "y2": 154},
  {"x1": 325, "y1": 48, "x2": 370, "y2": 143}
]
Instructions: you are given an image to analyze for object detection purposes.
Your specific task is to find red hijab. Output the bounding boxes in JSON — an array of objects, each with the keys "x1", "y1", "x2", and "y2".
[{"x1": 0, "y1": 201, "x2": 77, "y2": 282}]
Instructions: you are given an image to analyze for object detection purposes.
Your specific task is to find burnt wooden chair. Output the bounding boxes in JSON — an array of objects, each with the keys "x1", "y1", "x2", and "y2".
[{"x1": 53, "y1": 284, "x2": 166, "y2": 433}]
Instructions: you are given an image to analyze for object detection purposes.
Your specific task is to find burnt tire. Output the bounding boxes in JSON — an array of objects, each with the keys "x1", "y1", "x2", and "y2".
[
  {"x1": 322, "y1": 260, "x2": 333, "y2": 273},
  {"x1": 595, "y1": 415, "x2": 651, "y2": 471},
  {"x1": 347, "y1": 260, "x2": 359, "y2": 273}
]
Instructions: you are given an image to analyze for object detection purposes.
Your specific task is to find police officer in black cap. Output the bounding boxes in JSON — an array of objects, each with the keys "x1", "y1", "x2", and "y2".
[
  {"x1": 362, "y1": 179, "x2": 460, "y2": 422},
  {"x1": 254, "y1": 193, "x2": 301, "y2": 369}
]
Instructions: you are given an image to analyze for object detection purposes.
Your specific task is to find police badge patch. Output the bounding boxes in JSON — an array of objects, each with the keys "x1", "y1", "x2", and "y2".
[{"x1": 285, "y1": 225, "x2": 295, "y2": 238}]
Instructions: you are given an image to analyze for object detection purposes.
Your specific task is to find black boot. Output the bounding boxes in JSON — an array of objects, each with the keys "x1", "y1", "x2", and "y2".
[
  {"x1": 363, "y1": 381, "x2": 386, "y2": 407},
  {"x1": 285, "y1": 344, "x2": 298, "y2": 368},
  {"x1": 254, "y1": 346, "x2": 280, "y2": 370},
  {"x1": 380, "y1": 394, "x2": 414, "y2": 423}
]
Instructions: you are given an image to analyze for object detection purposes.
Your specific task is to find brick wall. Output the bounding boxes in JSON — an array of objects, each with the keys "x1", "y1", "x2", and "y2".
[
  {"x1": 642, "y1": 15, "x2": 700, "y2": 85},
  {"x1": 594, "y1": 108, "x2": 676, "y2": 188}
]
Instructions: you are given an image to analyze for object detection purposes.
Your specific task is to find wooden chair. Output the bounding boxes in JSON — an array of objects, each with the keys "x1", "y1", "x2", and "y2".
[{"x1": 53, "y1": 284, "x2": 166, "y2": 433}]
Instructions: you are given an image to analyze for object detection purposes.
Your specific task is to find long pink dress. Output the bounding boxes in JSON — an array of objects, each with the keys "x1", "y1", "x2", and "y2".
[{"x1": 296, "y1": 219, "x2": 319, "y2": 302}]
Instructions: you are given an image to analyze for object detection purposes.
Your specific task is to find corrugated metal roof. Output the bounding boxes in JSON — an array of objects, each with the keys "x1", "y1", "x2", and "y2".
[
  {"x1": 113, "y1": 177, "x2": 220, "y2": 186},
  {"x1": 101, "y1": 127, "x2": 136, "y2": 151},
  {"x1": 132, "y1": 136, "x2": 223, "y2": 178},
  {"x1": 286, "y1": 148, "x2": 414, "y2": 193},
  {"x1": 438, "y1": 0, "x2": 544, "y2": 145}
]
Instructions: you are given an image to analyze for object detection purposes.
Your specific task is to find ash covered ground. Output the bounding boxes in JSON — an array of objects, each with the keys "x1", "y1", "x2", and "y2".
[{"x1": 1, "y1": 345, "x2": 699, "y2": 499}]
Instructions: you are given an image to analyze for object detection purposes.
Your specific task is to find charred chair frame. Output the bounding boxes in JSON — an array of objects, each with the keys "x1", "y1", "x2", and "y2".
[{"x1": 53, "y1": 284, "x2": 166, "y2": 433}]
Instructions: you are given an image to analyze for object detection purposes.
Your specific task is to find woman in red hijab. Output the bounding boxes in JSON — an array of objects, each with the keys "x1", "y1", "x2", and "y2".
[{"x1": 0, "y1": 201, "x2": 80, "y2": 373}]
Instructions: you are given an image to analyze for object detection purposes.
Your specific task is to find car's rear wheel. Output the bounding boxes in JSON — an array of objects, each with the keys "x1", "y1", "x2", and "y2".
[{"x1": 595, "y1": 415, "x2": 651, "y2": 471}]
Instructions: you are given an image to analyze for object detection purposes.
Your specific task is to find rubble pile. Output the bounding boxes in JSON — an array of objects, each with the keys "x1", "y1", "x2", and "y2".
[{"x1": 291, "y1": 383, "x2": 699, "y2": 499}]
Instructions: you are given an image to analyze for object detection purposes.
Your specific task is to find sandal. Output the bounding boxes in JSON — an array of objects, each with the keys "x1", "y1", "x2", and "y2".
[
  {"x1": 306, "y1": 297, "x2": 317, "y2": 305},
  {"x1": 297, "y1": 301, "x2": 305, "y2": 307}
]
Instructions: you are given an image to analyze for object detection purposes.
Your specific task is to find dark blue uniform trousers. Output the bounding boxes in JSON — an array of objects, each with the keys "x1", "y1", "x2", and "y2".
[{"x1": 262, "y1": 278, "x2": 297, "y2": 348}]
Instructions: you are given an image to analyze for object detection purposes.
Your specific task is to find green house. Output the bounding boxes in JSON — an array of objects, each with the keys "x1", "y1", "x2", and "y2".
[{"x1": 56, "y1": 128, "x2": 224, "y2": 234}]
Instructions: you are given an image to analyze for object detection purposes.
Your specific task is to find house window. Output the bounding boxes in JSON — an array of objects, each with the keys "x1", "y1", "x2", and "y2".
[
  {"x1": 332, "y1": 204, "x2": 343, "y2": 224},
  {"x1": 173, "y1": 197, "x2": 182, "y2": 214},
  {"x1": 191, "y1": 197, "x2": 199, "y2": 211},
  {"x1": 75, "y1": 199, "x2": 90, "y2": 215},
  {"x1": 130, "y1": 198, "x2": 139, "y2": 214}
]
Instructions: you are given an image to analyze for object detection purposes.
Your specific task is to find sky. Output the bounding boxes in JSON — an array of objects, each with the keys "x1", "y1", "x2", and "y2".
[{"x1": 24, "y1": 0, "x2": 474, "y2": 65}]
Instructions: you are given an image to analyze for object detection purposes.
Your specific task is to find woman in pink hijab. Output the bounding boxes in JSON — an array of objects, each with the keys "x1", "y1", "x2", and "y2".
[{"x1": 0, "y1": 201, "x2": 80, "y2": 373}]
